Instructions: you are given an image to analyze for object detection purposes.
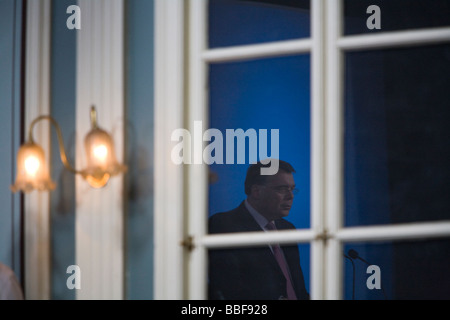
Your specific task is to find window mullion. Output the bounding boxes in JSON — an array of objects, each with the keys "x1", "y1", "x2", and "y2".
[
  {"x1": 187, "y1": 0, "x2": 208, "y2": 300},
  {"x1": 311, "y1": 0, "x2": 326, "y2": 300},
  {"x1": 324, "y1": 0, "x2": 344, "y2": 300}
]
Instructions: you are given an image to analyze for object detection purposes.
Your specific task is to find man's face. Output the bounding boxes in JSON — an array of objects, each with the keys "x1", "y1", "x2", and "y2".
[{"x1": 253, "y1": 171, "x2": 296, "y2": 221}]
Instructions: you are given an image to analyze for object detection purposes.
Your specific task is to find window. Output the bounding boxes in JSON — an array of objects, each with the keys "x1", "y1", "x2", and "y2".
[{"x1": 154, "y1": 0, "x2": 450, "y2": 299}]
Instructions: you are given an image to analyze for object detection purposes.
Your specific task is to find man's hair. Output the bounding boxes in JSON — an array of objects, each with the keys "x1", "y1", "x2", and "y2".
[{"x1": 244, "y1": 159, "x2": 295, "y2": 195}]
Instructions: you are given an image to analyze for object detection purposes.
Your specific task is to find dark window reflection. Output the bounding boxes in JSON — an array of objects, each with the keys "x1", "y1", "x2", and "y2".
[
  {"x1": 208, "y1": 161, "x2": 310, "y2": 300},
  {"x1": 344, "y1": 238, "x2": 450, "y2": 300},
  {"x1": 208, "y1": 244, "x2": 310, "y2": 300},
  {"x1": 344, "y1": 44, "x2": 450, "y2": 226},
  {"x1": 344, "y1": 0, "x2": 450, "y2": 35},
  {"x1": 209, "y1": 0, "x2": 310, "y2": 48}
]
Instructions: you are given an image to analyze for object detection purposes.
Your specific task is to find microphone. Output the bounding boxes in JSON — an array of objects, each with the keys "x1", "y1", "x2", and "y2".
[
  {"x1": 348, "y1": 249, "x2": 369, "y2": 264},
  {"x1": 347, "y1": 249, "x2": 388, "y2": 300},
  {"x1": 344, "y1": 254, "x2": 355, "y2": 300}
]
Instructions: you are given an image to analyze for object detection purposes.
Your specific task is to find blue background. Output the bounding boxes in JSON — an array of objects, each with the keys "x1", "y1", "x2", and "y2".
[{"x1": 208, "y1": 0, "x2": 311, "y2": 292}]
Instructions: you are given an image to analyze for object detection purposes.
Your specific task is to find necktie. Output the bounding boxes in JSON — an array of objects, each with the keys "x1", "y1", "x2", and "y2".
[{"x1": 266, "y1": 221, "x2": 297, "y2": 300}]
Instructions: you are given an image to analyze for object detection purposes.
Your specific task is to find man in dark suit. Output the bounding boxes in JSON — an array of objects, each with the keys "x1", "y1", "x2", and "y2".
[{"x1": 208, "y1": 160, "x2": 309, "y2": 300}]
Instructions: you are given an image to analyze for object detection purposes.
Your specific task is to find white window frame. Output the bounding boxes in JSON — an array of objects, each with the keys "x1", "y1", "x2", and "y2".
[{"x1": 154, "y1": 0, "x2": 450, "y2": 300}]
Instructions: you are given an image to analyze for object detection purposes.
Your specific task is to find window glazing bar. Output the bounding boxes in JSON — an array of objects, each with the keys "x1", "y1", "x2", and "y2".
[
  {"x1": 202, "y1": 38, "x2": 312, "y2": 63},
  {"x1": 200, "y1": 229, "x2": 317, "y2": 249},
  {"x1": 337, "y1": 27, "x2": 450, "y2": 51},
  {"x1": 336, "y1": 221, "x2": 450, "y2": 242}
]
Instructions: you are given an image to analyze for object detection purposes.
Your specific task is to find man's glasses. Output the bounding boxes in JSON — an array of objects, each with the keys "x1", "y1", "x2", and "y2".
[{"x1": 263, "y1": 185, "x2": 299, "y2": 196}]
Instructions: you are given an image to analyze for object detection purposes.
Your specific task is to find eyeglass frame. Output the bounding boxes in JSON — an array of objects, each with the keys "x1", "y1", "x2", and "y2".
[{"x1": 261, "y1": 184, "x2": 299, "y2": 196}]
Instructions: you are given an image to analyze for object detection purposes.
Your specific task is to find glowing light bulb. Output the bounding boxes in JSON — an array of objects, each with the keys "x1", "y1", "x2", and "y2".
[
  {"x1": 82, "y1": 125, "x2": 127, "y2": 189},
  {"x1": 25, "y1": 156, "x2": 40, "y2": 176},
  {"x1": 93, "y1": 144, "x2": 108, "y2": 163}
]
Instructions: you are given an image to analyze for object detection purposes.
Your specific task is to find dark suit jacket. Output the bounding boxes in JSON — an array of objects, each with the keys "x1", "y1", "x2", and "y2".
[{"x1": 208, "y1": 201, "x2": 309, "y2": 300}]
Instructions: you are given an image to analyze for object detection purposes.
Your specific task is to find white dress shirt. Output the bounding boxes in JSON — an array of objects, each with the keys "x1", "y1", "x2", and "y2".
[{"x1": 244, "y1": 199, "x2": 271, "y2": 231}]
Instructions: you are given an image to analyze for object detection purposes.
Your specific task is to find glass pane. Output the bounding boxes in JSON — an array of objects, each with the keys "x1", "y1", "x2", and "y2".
[
  {"x1": 208, "y1": 243, "x2": 310, "y2": 300},
  {"x1": 207, "y1": 55, "x2": 310, "y2": 233},
  {"x1": 344, "y1": 44, "x2": 450, "y2": 226},
  {"x1": 343, "y1": 237, "x2": 450, "y2": 300},
  {"x1": 344, "y1": 0, "x2": 450, "y2": 35},
  {"x1": 209, "y1": 0, "x2": 310, "y2": 48}
]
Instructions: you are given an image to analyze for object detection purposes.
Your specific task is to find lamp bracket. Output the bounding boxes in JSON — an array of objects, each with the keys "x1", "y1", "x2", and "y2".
[{"x1": 28, "y1": 115, "x2": 81, "y2": 175}]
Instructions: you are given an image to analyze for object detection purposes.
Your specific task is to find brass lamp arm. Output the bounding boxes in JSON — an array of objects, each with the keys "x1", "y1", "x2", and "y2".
[{"x1": 28, "y1": 115, "x2": 82, "y2": 175}]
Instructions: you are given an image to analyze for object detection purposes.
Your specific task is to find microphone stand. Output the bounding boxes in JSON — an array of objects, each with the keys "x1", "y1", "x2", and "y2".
[{"x1": 344, "y1": 254, "x2": 356, "y2": 300}]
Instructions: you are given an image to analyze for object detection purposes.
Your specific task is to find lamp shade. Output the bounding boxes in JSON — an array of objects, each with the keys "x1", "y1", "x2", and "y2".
[
  {"x1": 11, "y1": 142, "x2": 56, "y2": 193},
  {"x1": 81, "y1": 127, "x2": 127, "y2": 188}
]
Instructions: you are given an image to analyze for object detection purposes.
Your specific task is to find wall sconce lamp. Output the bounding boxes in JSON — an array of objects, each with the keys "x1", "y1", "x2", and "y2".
[{"x1": 11, "y1": 106, "x2": 127, "y2": 193}]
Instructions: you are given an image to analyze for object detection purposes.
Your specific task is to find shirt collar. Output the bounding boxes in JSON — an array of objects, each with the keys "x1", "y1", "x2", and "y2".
[{"x1": 244, "y1": 199, "x2": 271, "y2": 231}]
